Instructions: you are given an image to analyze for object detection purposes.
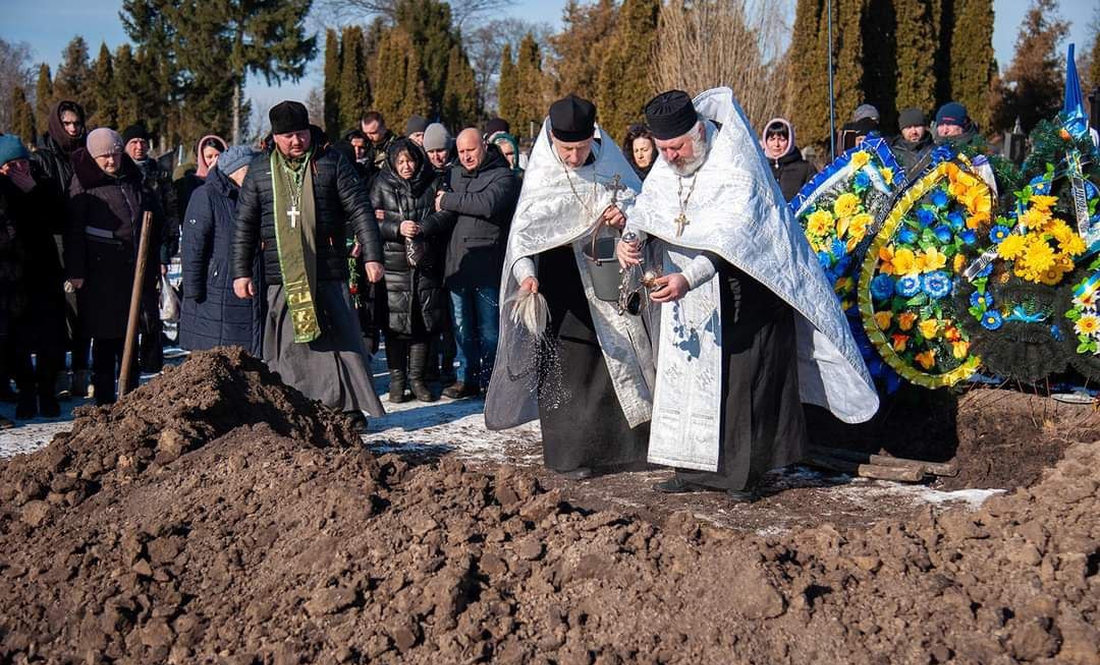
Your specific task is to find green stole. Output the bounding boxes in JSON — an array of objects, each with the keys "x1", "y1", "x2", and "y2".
[{"x1": 270, "y1": 149, "x2": 321, "y2": 343}]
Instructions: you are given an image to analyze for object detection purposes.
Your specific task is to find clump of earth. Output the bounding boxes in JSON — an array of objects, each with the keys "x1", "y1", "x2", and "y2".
[{"x1": 0, "y1": 349, "x2": 1096, "y2": 663}]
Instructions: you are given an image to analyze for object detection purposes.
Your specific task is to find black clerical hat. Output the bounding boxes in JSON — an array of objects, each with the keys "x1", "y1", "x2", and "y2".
[
  {"x1": 269, "y1": 101, "x2": 310, "y2": 135},
  {"x1": 549, "y1": 94, "x2": 597, "y2": 142},
  {"x1": 644, "y1": 90, "x2": 698, "y2": 140}
]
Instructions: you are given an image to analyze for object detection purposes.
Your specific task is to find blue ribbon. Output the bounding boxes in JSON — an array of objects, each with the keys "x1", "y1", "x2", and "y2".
[{"x1": 1005, "y1": 305, "x2": 1048, "y2": 324}]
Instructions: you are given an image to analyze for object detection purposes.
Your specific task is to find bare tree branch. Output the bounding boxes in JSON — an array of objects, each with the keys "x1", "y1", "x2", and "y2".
[
  {"x1": 0, "y1": 38, "x2": 36, "y2": 134},
  {"x1": 466, "y1": 18, "x2": 554, "y2": 113},
  {"x1": 317, "y1": 0, "x2": 517, "y2": 29}
]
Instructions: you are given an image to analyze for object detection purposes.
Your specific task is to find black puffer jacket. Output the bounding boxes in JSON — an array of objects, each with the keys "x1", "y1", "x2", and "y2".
[
  {"x1": 439, "y1": 143, "x2": 519, "y2": 288},
  {"x1": 769, "y1": 149, "x2": 817, "y2": 202},
  {"x1": 231, "y1": 126, "x2": 383, "y2": 286},
  {"x1": 369, "y1": 139, "x2": 455, "y2": 335}
]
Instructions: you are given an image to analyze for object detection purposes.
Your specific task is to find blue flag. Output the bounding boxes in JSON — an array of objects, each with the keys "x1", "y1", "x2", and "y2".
[{"x1": 1063, "y1": 43, "x2": 1089, "y2": 138}]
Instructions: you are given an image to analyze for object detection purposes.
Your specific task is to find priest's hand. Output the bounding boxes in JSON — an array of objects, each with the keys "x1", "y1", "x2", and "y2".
[
  {"x1": 520, "y1": 276, "x2": 539, "y2": 294},
  {"x1": 601, "y1": 205, "x2": 626, "y2": 229},
  {"x1": 233, "y1": 277, "x2": 255, "y2": 299},
  {"x1": 365, "y1": 261, "x2": 385, "y2": 283},
  {"x1": 400, "y1": 220, "x2": 421, "y2": 238},
  {"x1": 616, "y1": 237, "x2": 642, "y2": 269},
  {"x1": 649, "y1": 273, "x2": 689, "y2": 303},
  {"x1": 66, "y1": 278, "x2": 84, "y2": 291}
]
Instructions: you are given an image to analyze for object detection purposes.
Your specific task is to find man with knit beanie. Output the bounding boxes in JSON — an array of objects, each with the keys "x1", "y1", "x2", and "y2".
[
  {"x1": 0, "y1": 134, "x2": 67, "y2": 419},
  {"x1": 66, "y1": 127, "x2": 164, "y2": 405},
  {"x1": 232, "y1": 101, "x2": 385, "y2": 428},
  {"x1": 933, "y1": 101, "x2": 978, "y2": 146},
  {"x1": 890, "y1": 107, "x2": 933, "y2": 175},
  {"x1": 405, "y1": 115, "x2": 429, "y2": 146}
]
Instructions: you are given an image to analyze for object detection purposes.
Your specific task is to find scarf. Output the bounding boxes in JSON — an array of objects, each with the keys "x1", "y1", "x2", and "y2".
[
  {"x1": 270, "y1": 149, "x2": 320, "y2": 343},
  {"x1": 196, "y1": 135, "x2": 228, "y2": 178}
]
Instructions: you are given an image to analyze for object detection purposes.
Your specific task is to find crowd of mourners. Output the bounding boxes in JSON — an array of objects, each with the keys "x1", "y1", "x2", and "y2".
[{"x1": 0, "y1": 92, "x2": 978, "y2": 437}]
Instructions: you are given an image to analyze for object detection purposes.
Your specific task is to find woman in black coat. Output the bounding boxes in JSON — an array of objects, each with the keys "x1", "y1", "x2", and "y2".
[
  {"x1": 761, "y1": 117, "x2": 817, "y2": 202},
  {"x1": 65, "y1": 128, "x2": 162, "y2": 405},
  {"x1": 370, "y1": 138, "x2": 454, "y2": 403},
  {"x1": 180, "y1": 147, "x2": 264, "y2": 356}
]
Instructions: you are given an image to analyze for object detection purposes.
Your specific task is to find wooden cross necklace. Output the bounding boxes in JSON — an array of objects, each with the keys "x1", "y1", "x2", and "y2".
[{"x1": 675, "y1": 173, "x2": 698, "y2": 237}]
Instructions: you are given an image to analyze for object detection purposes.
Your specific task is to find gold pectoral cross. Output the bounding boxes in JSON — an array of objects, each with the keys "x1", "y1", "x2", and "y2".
[
  {"x1": 674, "y1": 212, "x2": 689, "y2": 237},
  {"x1": 288, "y1": 205, "x2": 300, "y2": 229}
]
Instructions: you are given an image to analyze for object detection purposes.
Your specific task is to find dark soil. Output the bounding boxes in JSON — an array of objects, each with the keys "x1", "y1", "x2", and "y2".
[{"x1": 1, "y1": 350, "x2": 1097, "y2": 664}]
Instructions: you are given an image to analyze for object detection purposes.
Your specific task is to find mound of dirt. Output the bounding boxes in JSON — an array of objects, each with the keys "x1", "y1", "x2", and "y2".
[
  {"x1": 807, "y1": 386, "x2": 1100, "y2": 490},
  {"x1": 1, "y1": 350, "x2": 1097, "y2": 663}
]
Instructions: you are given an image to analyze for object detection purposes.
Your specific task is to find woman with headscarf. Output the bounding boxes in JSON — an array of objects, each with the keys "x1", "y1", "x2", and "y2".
[
  {"x1": 180, "y1": 145, "x2": 264, "y2": 356},
  {"x1": 65, "y1": 128, "x2": 163, "y2": 405},
  {"x1": 175, "y1": 134, "x2": 228, "y2": 228},
  {"x1": 369, "y1": 138, "x2": 455, "y2": 402},
  {"x1": 488, "y1": 131, "x2": 524, "y2": 179},
  {"x1": 623, "y1": 124, "x2": 657, "y2": 181},
  {"x1": 760, "y1": 117, "x2": 817, "y2": 202}
]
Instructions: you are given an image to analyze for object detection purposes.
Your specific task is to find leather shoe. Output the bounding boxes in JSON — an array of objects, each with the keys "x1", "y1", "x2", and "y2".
[
  {"x1": 559, "y1": 467, "x2": 593, "y2": 480},
  {"x1": 726, "y1": 487, "x2": 760, "y2": 503},
  {"x1": 442, "y1": 382, "x2": 478, "y2": 399},
  {"x1": 653, "y1": 476, "x2": 703, "y2": 494}
]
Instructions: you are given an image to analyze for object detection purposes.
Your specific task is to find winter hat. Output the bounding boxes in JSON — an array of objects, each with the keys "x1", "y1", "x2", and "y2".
[
  {"x1": 217, "y1": 145, "x2": 257, "y2": 176},
  {"x1": 852, "y1": 104, "x2": 880, "y2": 123},
  {"x1": 86, "y1": 128, "x2": 124, "y2": 158},
  {"x1": 269, "y1": 100, "x2": 310, "y2": 135},
  {"x1": 935, "y1": 102, "x2": 969, "y2": 127},
  {"x1": 898, "y1": 108, "x2": 926, "y2": 130},
  {"x1": 484, "y1": 117, "x2": 510, "y2": 137},
  {"x1": 405, "y1": 114, "x2": 429, "y2": 135},
  {"x1": 0, "y1": 135, "x2": 30, "y2": 166},
  {"x1": 121, "y1": 122, "x2": 151, "y2": 145},
  {"x1": 644, "y1": 90, "x2": 698, "y2": 140},
  {"x1": 423, "y1": 123, "x2": 452, "y2": 152}
]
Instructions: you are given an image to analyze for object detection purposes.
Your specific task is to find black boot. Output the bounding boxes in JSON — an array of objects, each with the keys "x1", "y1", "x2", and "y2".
[
  {"x1": 93, "y1": 372, "x2": 116, "y2": 406},
  {"x1": 388, "y1": 369, "x2": 409, "y2": 403},
  {"x1": 15, "y1": 392, "x2": 37, "y2": 420},
  {"x1": 408, "y1": 343, "x2": 437, "y2": 402}
]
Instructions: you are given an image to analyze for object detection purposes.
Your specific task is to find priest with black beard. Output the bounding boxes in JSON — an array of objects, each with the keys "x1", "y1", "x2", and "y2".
[
  {"x1": 620, "y1": 89, "x2": 879, "y2": 501},
  {"x1": 484, "y1": 95, "x2": 654, "y2": 480}
]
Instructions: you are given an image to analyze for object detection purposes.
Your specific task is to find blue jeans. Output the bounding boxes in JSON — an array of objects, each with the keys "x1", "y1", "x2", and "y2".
[{"x1": 449, "y1": 285, "x2": 499, "y2": 387}]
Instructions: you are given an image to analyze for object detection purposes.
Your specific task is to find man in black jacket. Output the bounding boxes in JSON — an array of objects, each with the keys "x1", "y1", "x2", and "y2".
[
  {"x1": 889, "y1": 108, "x2": 934, "y2": 176},
  {"x1": 434, "y1": 127, "x2": 520, "y2": 398},
  {"x1": 232, "y1": 101, "x2": 386, "y2": 425}
]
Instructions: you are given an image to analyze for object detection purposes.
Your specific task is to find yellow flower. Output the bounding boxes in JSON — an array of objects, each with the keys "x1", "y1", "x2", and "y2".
[
  {"x1": 966, "y1": 211, "x2": 991, "y2": 229},
  {"x1": 878, "y1": 245, "x2": 897, "y2": 274},
  {"x1": 892, "y1": 334, "x2": 909, "y2": 352},
  {"x1": 918, "y1": 319, "x2": 939, "y2": 339},
  {"x1": 849, "y1": 213, "x2": 872, "y2": 241},
  {"x1": 806, "y1": 209, "x2": 834, "y2": 238},
  {"x1": 1039, "y1": 265, "x2": 1067, "y2": 286},
  {"x1": 874, "y1": 311, "x2": 893, "y2": 330},
  {"x1": 948, "y1": 181, "x2": 969, "y2": 198},
  {"x1": 917, "y1": 246, "x2": 947, "y2": 273},
  {"x1": 850, "y1": 151, "x2": 871, "y2": 170},
  {"x1": 944, "y1": 325, "x2": 961, "y2": 342},
  {"x1": 898, "y1": 311, "x2": 918, "y2": 331},
  {"x1": 997, "y1": 234, "x2": 1027, "y2": 260},
  {"x1": 961, "y1": 185, "x2": 991, "y2": 216},
  {"x1": 835, "y1": 215, "x2": 851, "y2": 239},
  {"x1": 1030, "y1": 194, "x2": 1059, "y2": 210},
  {"x1": 835, "y1": 276, "x2": 855, "y2": 294},
  {"x1": 1058, "y1": 232, "x2": 1087, "y2": 256},
  {"x1": 915, "y1": 349, "x2": 937, "y2": 370},
  {"x1": 834, "y1": 192, "x2": 861, "y2": 219},
  {"x1": 880, "y1": 167, "x2": 894, "y2": 185},
  {"x1": 1020, "y1": 206, "x2": 1051, "y2": 230},
  {"x1": 1019, "y1": 237, "x2": 1057, "y2": 280},
  {"x1": 953, "y1": 253, "x2": 967, "y2": 273},
  {"x1": 892, "y1": 247, "x2": 918, "y2": 275},
  {"x1": 1075, "y1": 314, "x2": 1100, "y2": 336},
  {"x1": 952, "y1": 340, "x2": 970, "y2": 359},
  {"x1": 954, "y1": 170, "x2": 978, "y2": 188}
]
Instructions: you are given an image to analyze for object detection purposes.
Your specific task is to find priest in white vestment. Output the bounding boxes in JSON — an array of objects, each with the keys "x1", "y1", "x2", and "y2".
[
  {"x1": 485, "y1": 95, "x2": 654, "y2": 480},
  {"x1": 619, "y1": 88, "x2": 879, "y2": 500}
]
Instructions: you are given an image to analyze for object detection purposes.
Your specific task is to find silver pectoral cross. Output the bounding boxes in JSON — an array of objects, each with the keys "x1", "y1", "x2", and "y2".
[{"x1": 287, "y1": 205, "x2": 300, "y2": 229}]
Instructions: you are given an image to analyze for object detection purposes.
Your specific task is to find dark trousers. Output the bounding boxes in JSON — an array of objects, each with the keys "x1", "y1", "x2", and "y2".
[
  {"x1": 92, "y1": 338, "x2": 139, "y2": 405},
  {"x1": 15, "y1": 348, "x2": 60, "y2": 403}
]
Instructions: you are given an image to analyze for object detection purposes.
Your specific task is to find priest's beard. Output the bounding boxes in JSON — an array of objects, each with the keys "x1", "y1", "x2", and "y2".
[{"x1": 669, "y1": 123, "x2": 709, "y2": 177}]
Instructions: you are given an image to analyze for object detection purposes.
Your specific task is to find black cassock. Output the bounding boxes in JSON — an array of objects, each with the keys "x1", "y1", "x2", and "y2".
[
  {"x1": 536, "y1": 245, "x2": 650, "y2": 472},
  {"x1": 674, "y1": 254, "x2": 808, "y2": 491}
]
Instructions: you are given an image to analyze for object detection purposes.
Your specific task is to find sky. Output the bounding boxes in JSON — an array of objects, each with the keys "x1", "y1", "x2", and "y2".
[{"x1": 1, "y1": 0, "x2": 1097, "y2": 124}]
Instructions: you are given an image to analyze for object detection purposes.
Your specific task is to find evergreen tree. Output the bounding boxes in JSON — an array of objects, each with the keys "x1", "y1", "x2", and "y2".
[
  {"x1": 861, "y1": 0, "x2": 898, "y2": 128},
  {"x1": 88, "y1": 43, "x2": 117, "y2": 129},
  {"x1": 395, "y1": 0, "x2": 459, "y2": 117},
  {"x1": 10, "y1": 87, "x2": 36, "y2": 145},
  {"x1": 931, "y1": 0, "x2": 955, "y2": 107},
  {"x1": 1091, "y1": 33, "x2": 1100, "y2": 96},
  {"x1": 514, "y1": 32, "x2": 544, "y2": 139},
  {"x1": 372, "y1": 28, "x2": 428, "y2": 125},
  {"x1": 112, "y1": 45, "x2": 140, "y2": 129},
  {"x1": 34, "y1": 64, "x2": 52, "y2": 136},
  {"x1": 596, "y1": 0, "x2": 658, "y2": 142},
  {"x1": 787, "y1": 0, "x2": 828, "y2": 145},
  {"x1": 893, "y1": 0, "x2": 937, "y2": 119},
  {"x1": 991, "y1": 0, "x2": 1067, "y2": 133},
  {"x1": 949, "y1": 0, "x2": 996, "y2": 130},
  {"x1": 339, "y1": 26, "x2": 371, "y2": 133},
  {"x1": 323, "y1": 29, "x2": 342, "y2": 140},
  {"x1": 54, "y1": 36, "x2": 91, "y2": 107},
  {"x1": 442, "y1": 45, "x2": 479, "y2": 127},
  {"x1": 548, "y1": 0, "x2": 617, "y2": 99},
  {"x1": 497, "y1": 43, "x2": 518, "y2": 126},
  {"x1": 833, "y1": 0, "x2": 866, "y2": 133}
]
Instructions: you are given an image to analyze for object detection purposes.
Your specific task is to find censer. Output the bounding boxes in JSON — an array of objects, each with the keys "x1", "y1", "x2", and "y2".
[{"x1": 617, "y1": 231, "x2": 661, "y2": 315}]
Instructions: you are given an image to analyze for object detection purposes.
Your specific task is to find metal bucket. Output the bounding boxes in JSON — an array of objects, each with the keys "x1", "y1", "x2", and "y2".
[{"x1": 583, "y1": 235, "x2": 621, "y2": 302}]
